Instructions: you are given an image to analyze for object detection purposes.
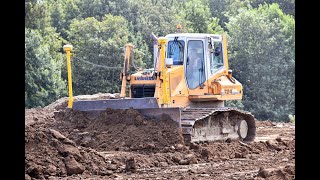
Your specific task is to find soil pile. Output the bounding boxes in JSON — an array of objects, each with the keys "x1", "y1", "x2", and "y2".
[
  {"x1": 25, "y1": 93, "x2": 295, "y2": 179},
  {"x1": 53, "y1": 108, "x2": 185, "y2": 153},
  {"x1": 25, "y1": 123, "x2": 110, "y2": 179}
]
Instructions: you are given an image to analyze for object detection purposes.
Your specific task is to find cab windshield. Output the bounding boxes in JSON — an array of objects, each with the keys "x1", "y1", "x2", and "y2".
[{"x1": 167, "y1": 39, "x2": 185, "y2": 65}]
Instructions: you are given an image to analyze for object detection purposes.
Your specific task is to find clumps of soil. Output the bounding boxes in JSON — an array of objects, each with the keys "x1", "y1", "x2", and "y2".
[
  {"x1": 190, "y1": 141, "x2": 253, "y2": 162},
  {"x1": 25, "y1": 94, "x2": 295, "y2": 179},
  {"x1": 255, "y1": 120, "x2": 275, "y2": 127},
  {"x1": 255, "y1": 165, "x2": 295, "y2": 179},
  {"x1": 190, "y1": 136, "x2": 295, "y2": 163},
  {"x1": 24, "y1": 107, "x2": 187, "y2": 179},
  {"x1": 25, "y1": 123, "x2": 110, "y2": 179},
  {"x1": 25, "y1": 108, "x2": 54, "y2": 126},
  {"x1": 270, "y1": 165, "x2": 295, "y2": 180},
  {"x1": 53, "y1": 108, "x2": 185, "y2": 153}
]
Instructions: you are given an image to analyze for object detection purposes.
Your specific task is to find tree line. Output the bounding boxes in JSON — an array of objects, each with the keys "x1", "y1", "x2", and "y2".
[{"x1": 25, "y1": 0, "x2": 295, "y2": 121}]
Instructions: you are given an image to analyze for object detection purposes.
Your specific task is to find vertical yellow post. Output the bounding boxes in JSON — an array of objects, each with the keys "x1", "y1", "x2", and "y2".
[
  {"x1": 63, "y1": 44, "x2": 73, "y2": 108},
  {"x1": 157, "y1": 37, "x2": 170, "y2": 106}
]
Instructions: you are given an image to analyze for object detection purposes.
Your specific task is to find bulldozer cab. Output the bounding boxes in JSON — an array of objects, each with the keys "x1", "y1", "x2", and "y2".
[{"x1": 165, "y1": 34, "x2": 225, "y2": 94}]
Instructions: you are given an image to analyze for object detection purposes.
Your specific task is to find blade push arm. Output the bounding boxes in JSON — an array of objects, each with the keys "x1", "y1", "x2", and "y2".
[
  {"x1": 120, "y1": 43, "x2": 134, "y2": 98},
  {"x1": 154, "y1": 37, "x2": 170, "y2": 107}
]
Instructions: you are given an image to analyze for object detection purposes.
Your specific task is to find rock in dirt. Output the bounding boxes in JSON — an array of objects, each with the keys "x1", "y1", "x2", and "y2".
[
  {"x1": 188, "y1": 169, "x2": 197, "y2": 174},
  {"x1": 178, "y1": 159, "x2": 189, "y2": 165},
  {"x1": 100, "y1": 170, "x2": 114, "y2": 176},
  {"x1": 275, "y1": 169, "x2": 287, "y2": 179},
  {"x1": 201, "y1": 148, "x2": 210, "y2": 160},
  {"x1": 125, "y1": 157, "x2": 136, "y2": 172},
  {"x1": 185, "y1": 154, "x2": 197, "y2": 164},
  {"x1": 107, "y1": 164, "x2": 118, "y2": 171},
  {"x1": 159, "y1": 162, "x2": 168, "y2": 167},
  {"x1": 257, "y1": 167, "x2": 270, "y2": 178},
  {"x1": 25, "y1": 174, "x2": 31, "y2": 180},
  {"x1": 266, "y1": 140, "x2": 281, "y2": 151},
  {"x1": 234, "y1": 152, "x2": 243, "y2": 158},
  {"x1": 189, "y1": 142, "x2": 200, "y2": 151},
  {"x1": 49, "y1": 129, "x2": 66, "y2": 140},
  {"x1": 146, "y1": 143, "x2": 156, "y2": 149},
  {"x1": 64, "y1": 156, "x2": 85, "y2": 175},
  {"x1": 175, "y1": 144, "x2": 185, "y2": 151},
  {"x1": 58, "y1": 144, "x2": 82, "y2": 160},
  {"x1": 177, "y1": 154, "x2": 197, "y2": 165},
  {"x1": 46, "y1": 164, "x2": 57, "y2": 175},
  {"x1": 276, "y1": 137, "x2": 282, "y2": 142},
  {"x1": 26, "y1": 164, "x2": 43, "y2": 179}
]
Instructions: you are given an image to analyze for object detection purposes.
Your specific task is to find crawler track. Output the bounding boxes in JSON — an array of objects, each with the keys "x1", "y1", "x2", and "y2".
[{"x1": 180, "y1": 107, "x2": 256, "y2": 144}]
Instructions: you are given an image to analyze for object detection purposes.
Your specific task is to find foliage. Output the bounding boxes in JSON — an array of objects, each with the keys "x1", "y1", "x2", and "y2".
[
  {"x1": 179, "y1": 0, "x2": 212, "y2": 33},
  {"x1": 67, "y1": 15, "x2": 130, "y2": 95},
  {"x1": 251, "y1": 0, "x2": 295, "y2": 16},
  {"x1": 288, "y1": 114, "x2": 295, "y2": 123},
  {"x1": 208, "y1": 0, "x2": 252, "y2": 30},
  {"x1": 225, "y1": 100, "x2": 244, "y2": 109},
  {"x1": 25, "y1": 0, "x2": 52, "y2": 29},
  {"x1": 25, "y1": 28, "x2": 66, "y2": 108},
  {"x1": 226, "y1": 3, "x2": 294, "y2": 121}
]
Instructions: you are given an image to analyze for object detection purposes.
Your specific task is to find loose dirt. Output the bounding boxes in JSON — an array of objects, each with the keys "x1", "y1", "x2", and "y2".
[{"x1": 25, "y1": 93, "x2": 295, "y2": 180}]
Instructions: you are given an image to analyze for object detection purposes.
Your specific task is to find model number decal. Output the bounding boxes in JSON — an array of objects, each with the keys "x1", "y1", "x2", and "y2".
[{"x1": 224, "y1": 89, "x2": 232, "y2": 95}]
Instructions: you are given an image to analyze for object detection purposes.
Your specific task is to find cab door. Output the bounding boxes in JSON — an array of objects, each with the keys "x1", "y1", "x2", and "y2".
[{"x1": 185, "y1": 38, "x2": 208, "y2": 95}]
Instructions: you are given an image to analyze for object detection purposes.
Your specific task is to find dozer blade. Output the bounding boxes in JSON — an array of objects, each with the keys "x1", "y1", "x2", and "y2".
[
  {"x1": 73, "y1": 97, "x2": 159, "y2": 111},
  {"x1": 136, "y1": 107, "x2": 181, "y2": 126},
  {"x1": 71, "y1": 97, "x2": 181, "y2": 125}
]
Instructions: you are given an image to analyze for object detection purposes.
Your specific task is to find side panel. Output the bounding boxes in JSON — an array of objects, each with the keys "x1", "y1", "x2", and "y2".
[
  {"x1": 167, "y1": 66, "x2": 190, "y2": 108},
  {"x1": 216, "y1": 76, "x2": 243, "y2": 100}
]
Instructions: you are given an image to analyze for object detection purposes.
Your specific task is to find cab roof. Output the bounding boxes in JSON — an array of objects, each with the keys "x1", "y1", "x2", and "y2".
[{"x1": 165, "y1": 33, "x2": 222, "y2": 40}]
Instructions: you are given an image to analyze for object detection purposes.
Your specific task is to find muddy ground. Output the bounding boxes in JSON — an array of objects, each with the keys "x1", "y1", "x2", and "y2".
[{"x1": 25, "y1": 93, "x2": 295, "y2": 180}]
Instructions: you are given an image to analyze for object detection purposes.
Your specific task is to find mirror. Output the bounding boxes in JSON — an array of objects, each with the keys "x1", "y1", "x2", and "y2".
[{"x1": 207, "y1": 37, "x2": 214, "y2": 50}]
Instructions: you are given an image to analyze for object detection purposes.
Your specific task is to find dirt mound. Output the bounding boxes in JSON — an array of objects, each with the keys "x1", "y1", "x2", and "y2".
[
  {"x1": 256, "y1": 120, "x2": 275, "y2": 127},
  {"x1": 53, "y1": 108, "x2": 185, "y2": 153},
  {"x1": 25, "y1": 123, "x2": 110, "y2": 179},
  {"x1": 25, "y1": 104, "x2": 186, "y2": 179},
  {"x1": 25, "y1": 93, "x2": 295, "y2": 179},
  {"x1": 25, "y1": 108, "x2": 54, "y2": 126},
  {"x1": 269, "y1": 165, "x2": 295, "y2": 180}
]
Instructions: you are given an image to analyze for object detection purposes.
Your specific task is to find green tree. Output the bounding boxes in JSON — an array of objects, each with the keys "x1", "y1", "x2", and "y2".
[
  {"x1": 25, "y1": 0, "x2": 52, "y2": 29},
  {"x1": 226, "y1": 3, "x2": 294, "y2": 121},
  {"x1": 110, "y1": 0, "x2": 189, "y2": 67},
  {"x1": 48, "y1": 0, "x2": 80, "y2": 40},
  {"x1": 251, "y1": 0, "x2": 295, "y2": 16},
  {"x1": 179, "y1": 0, "x2": 212, "y2": 33},
  {"x1": 25, "y1": 28, "x2": 67, "y2": 108},
  {"x1": 207, "y1": 17, "x2": 224, "y2": 34},
  {"x1": 68, "y1": 15, "x2": 140, "y2": 95},
  {"x1": 208, "y1": 0, "x2": 252, "y2": 30}
]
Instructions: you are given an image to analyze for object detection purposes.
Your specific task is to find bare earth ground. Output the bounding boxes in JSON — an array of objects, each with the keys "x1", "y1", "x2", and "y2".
[{"x1": 25, "y1": 93, "x2": 295, "y2": 180}]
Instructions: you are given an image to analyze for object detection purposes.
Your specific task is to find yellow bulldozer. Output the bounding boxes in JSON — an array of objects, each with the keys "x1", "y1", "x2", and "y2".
[{"x1": 63, "y1": 26, "x2": 256, "y2": 144}]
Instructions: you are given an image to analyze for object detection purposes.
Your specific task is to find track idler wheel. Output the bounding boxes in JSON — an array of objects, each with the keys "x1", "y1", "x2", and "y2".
[{"x1": 236, "y1": 120, "x2": 248, "y2": 139}]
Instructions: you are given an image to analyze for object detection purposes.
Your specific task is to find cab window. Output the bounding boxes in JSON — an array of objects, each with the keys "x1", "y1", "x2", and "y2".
[
  {"x1": 167, "y1": 40, "x2": 185, "y2": 65},
  {"x1": 210, "y1": 41, "x2": 224, "y2": 74}
]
